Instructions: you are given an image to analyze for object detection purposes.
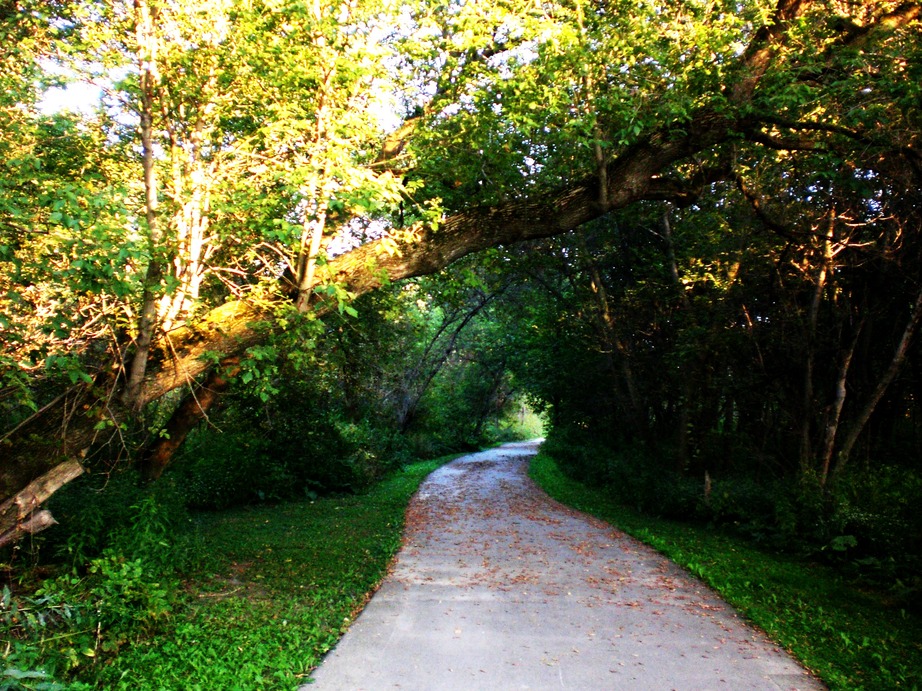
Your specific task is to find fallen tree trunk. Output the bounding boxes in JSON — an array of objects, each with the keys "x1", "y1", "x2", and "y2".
[
  {"x1": 141, "y1": 143, "x2": 725, "y2": 405},
  {"x1": 2, "y1": 0, "x2": 913, "y2": 542},
  {"x1": 0, "y1": 112, "x2": 732, "y2": 514},
  {"x1": 0, "y1": 459, "x2": 84, "y2": 547},
  {"x1": 0, "y1": 380, "x2": 107, "y2": 501},
  {"x1": 139, "y1": 357, "x2": 241, "y2": 483},
  {"x1": 133, "y1": 114, "x2": 734, "y2": 470}
]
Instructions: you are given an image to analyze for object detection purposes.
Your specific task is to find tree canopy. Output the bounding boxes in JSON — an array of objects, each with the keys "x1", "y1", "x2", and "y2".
[{"x1": 1, "y1": 0, "x2": 921, "y2": 546}]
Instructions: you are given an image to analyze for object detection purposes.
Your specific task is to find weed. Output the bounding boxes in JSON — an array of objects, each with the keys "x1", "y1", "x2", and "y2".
[{"x1": 78, "y1": 455, "x2": 454, "y2": 690}]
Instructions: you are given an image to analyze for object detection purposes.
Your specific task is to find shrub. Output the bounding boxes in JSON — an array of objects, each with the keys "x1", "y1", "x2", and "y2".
[
  {"x1": 173, "y1": 413, "x2": 409, "y2": 509},
  {"x1": 544, "y1": 423, "x2": 922, "y2": 592},
  {"x1": 173, "y1": 429, "x2": 285, "y2": 509},
  {"x1": 699, "y1": 474, "x2": 779, "y2": 539},
  {"x1": 830, "y1": 465, "x2": 922, "y2": 558},
  {"x1": 3, "y1": 475, "x2": 202, "y2": 686},
  {"x1": 1, "y1": 582, "x2": 92, "y2": 687},
  {"x1": 1, "y1": 549, "x2": 175, "y2": 688},
  {"x1": 41, "y1": 470, "x2": 197, "y2": 573},
  {"x1": 83, "y1": 553, "x2": 172, "y2": 644}
]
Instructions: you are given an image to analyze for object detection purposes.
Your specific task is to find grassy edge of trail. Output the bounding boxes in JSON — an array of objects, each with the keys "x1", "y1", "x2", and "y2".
[
  {"x1": 529, "y1": 451, "x2": 922, "y2": 691},
  {"x1": 81, "y1": 455, "x2": 456, "y2": 691}
]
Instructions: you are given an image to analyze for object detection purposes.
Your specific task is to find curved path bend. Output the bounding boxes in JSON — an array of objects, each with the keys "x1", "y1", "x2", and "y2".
[{"x1": 306, "y1": 441, "x2": 822, "y2": 690}]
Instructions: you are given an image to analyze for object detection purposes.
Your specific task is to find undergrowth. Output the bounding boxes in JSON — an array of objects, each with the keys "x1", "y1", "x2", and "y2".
[
  {"x1": 530, "y1": 451, "x2": 922, "y2": 691},
  {"x1": 1, "y1": 456, "x2": 452, "y2": 690}
]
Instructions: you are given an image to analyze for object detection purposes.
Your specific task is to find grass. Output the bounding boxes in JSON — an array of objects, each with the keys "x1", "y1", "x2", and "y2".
[
  {"x1": 78, "y1": 455, "x2": 454, "y2": 690},
  {"x1": 529, "y1": 451, "x2": 922, "y2": 691}
]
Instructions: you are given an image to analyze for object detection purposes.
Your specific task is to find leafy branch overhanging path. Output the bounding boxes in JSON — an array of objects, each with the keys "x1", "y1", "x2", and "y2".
[{"x1": 2, "y1": 0, "x2": 920, "y2": 543}]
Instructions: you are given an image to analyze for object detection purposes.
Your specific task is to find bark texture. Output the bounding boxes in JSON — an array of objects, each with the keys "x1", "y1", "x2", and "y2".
[
  {"x1": 0, "y1": 459, "x2": 84, "y2": 547},
  {"x1": 0, "y1": 110, "x2": 733, "y2": 506},
  {"x1": 140, "y1": 110, "x2": 734, "y2": 406}
]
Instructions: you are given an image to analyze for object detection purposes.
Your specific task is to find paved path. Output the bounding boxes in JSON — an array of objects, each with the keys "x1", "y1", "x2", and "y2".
[{"x1": 305, "y1": 441, "x2": 823, "y2": 690}]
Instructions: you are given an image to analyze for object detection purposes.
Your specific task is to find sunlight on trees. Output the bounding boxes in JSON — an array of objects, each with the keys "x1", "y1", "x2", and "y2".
[
  {"x1": 0, "y1": 0, "x2": 919, "y2": 602},
  {"x1": 1, "y1": 0, "x2": 920, "y2": 686}
]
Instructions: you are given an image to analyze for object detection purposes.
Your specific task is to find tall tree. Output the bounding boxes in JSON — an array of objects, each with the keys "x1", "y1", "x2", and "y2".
[{"x1": 2, "y1": 0, "x2": 921, "y2": 544}]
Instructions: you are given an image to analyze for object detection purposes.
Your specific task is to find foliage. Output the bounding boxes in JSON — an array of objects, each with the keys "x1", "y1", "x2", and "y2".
[
  {"x1": 0, "y1": 463, "x2": 219, "y2": 688},
  {"x1": 541, "y1": 424, "x2": 922, "y2": 588},
  {"x1": 37, "y1": 471, "x2": 197, "y2": 573},
  {"x1": 164, "y1": 271, "x2": 539, "y2": 508},
  {"x1": 2, "y1": 454, "x2": 451, "y2": 689},
  {"x1": 530, "y1": 451, "x2": 922, "y2": 690},
  {"x1": 493, "y1": 155, "x2": 922, "y2": 579},
  {"x1": 1, "y1": 549, "x2": 175, "y2": 681},
  {"x1": 172, "y1": 415, "x2": 397, "y2": 508},
  {"x1": 0, "y1": 0, "x2": 920, "y2": 682},
  {"x1": 1, "y1": 0, "x2": 918, "y2": 519}
]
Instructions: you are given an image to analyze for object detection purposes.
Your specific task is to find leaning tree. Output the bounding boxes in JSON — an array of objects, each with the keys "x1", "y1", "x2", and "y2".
[{"x1": 2, "y1": 0, "x2": 919, "y2": 545}]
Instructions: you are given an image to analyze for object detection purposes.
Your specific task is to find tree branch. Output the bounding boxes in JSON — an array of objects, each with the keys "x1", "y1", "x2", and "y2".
[
  {"x1": 733, "y1": 172, "x2": 798, "y2": 240},
  {"x1": 0, "y1": 0, "x2": 860, "y2": 542},
  {"x1": 0, "y1": 459, "x2": 84, "y2": 547},
  {"x1": 833, "y1": 2, "x2": 921, "y2": 47},
  {"x1": 750, "y1": 115, "x2": 863, "y2": 140},
  {"x1": 835, "y1": 283, "x2": 922, "y2": 472},
  {"x1": 742, "y1": 128, "x2": 823, "y2": 152}
]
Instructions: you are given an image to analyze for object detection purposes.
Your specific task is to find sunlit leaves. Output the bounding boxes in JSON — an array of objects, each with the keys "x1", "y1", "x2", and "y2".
[
  {"x1": 1, "y1": 0, "x2": 919, "y2": 455},
  {"x1": 0, "y1": 100, "x2": 133, "y2": 422},
  {"x1": 406, "y1": 0, "x2": 763, "y2": 205}
]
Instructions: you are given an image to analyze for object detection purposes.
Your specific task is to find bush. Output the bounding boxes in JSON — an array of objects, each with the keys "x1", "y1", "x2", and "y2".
[
  {"x1": 83, "y1": 553, "x2": 172, "y2": 643},
  {"x1": 700, "y1": 474, "x2": 779, "y2": 540},
  {"x1": 40, "y1": 471, "x2": 197, "y2": 574},
  {"x1": 830, "y1": 465, "x2": 922, "y2": 558},
  {"x1": 542, "y1": 425, "x2": 701, "y2": 519},
  {"x1": 2, "y1": 473, "x2": 204, "y2": 687},
  {"x1": 1, "y1": 551, "x2": 176, "y2": 688},
  {"x1": 172, "y1": 430, "x2": 286, "y2": 509},
  {"x1": 172, "y1": 413, "x2": 408, "y2": 509},
  {"x1": 539, "y1": 426, "x2": 613, "y2": 485},
  {"x1": 1, "y1": 582, "x2": 91, "y2": 687},
  {"x1": 544, "y1": 424, "x2": 922, "y2": 592}
]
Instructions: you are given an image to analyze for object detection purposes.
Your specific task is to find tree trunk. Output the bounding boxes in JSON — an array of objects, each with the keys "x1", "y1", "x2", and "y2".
[
  {"x1": 139, "y1": 357, "x2": 241, "y2": 483},
  {"x1": 578, "y1": 235, "x2": 643, "y2": 439},
  {"x1": 123, "y1": 0, "x2": 165, "y2": 409},
  {"x1": 397, "y1": 293, "x2": 497, "y2": 432},
  {"x1": 660, "y1": 209, "x2": 693, "y2": 470},
  {"x1": 159, "y1": 98, "x2": 217, "y2": 333},
  {"x1": 0, "y1": 0, "x2": 847, "y2": 541},
  {"x1": 295, "y1": 19, "x2": 336, "y2": 313},
  {"x1": 801, "y1": 212, "x2": 835, "y2": 470},
  {"x1": 0, "y1": 110, "x2": 765, "y2": 537},
  {"x1": 818, "y1": 322, "x2": 863, "y2": 487},
  {"x1": 136, "y1": 114, "x2": 736, "y2": 461},
  {"x1": 834, "y1": 284, "x2": 922, "y2": 475},
  {"x1": 0, "y1": 376, "x2": 111, "y2": 501}
]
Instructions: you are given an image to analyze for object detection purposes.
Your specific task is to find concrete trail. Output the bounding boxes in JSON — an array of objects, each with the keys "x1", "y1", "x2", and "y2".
[{"x1": 305, "y1": 440, "x2": 822, "y2": 690}]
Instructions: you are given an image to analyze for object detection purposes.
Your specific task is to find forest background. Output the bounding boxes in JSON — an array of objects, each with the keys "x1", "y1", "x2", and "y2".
[{"x1": 1, "y1": 0, "x2": 920, "y2": 687}]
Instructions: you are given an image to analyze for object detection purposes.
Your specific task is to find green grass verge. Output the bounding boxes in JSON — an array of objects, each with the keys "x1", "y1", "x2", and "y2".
[
  {"x1": 530, "y1": 452, "x2": 922, "y2": 691},
  {"x1": 79, "y1": 455, "x2": 453, "y2": 691}
]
